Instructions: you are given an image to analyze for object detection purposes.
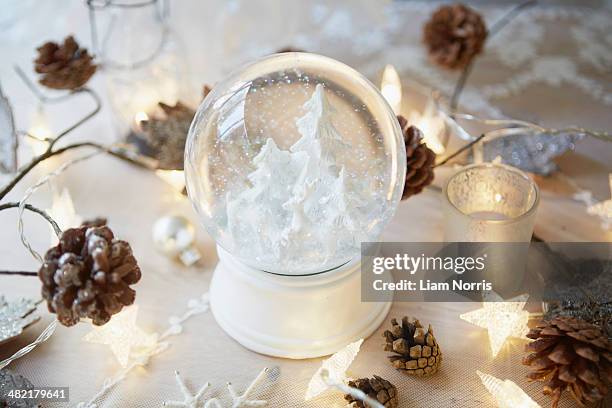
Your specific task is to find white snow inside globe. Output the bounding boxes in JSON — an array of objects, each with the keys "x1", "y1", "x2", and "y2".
[{"x1": 185, "y1": 53, "x2": 405, "y2": 275}]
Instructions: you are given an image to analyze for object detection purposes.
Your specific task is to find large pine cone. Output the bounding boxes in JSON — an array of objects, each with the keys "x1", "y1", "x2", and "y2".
[
  {"x1": 398, "y1": 116, "x2": 436, "y2": 200},
  {"x1": 38, "y1": 225, "x2": 141, "y2": 327},
  {"x1": 423, "y1": 3, "x2": 487, "y2": 70},
  {"x1": 345, "y1": 376, "x2": 398, "y2": 408},
  {"x1": 523, "y1": 316, "x2": 611, "y2": 408},
  {"x1": 383, "y1": 316, "x2": 442, "y2": 376},
  {"x1": 34, "y1": 36, "x2": 97, "y2": 90}
]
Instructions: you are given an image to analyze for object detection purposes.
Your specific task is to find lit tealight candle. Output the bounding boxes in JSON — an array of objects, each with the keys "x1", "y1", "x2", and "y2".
[{"x1": 442, "y1": 163, "x2": 539, "y2": 242}]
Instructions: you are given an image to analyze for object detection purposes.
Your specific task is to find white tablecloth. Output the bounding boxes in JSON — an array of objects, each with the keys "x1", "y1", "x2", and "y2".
[{"x1": 1, "y1": 1, "x2": 610, "y2": 407}]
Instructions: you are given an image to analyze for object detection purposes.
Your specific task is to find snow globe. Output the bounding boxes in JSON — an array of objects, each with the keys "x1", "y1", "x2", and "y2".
[{"x1": 185, "y1": 53, "x2": 405, "y2": 358}]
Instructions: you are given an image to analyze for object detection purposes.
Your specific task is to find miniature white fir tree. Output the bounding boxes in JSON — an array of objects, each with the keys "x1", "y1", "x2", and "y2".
[
  {"x1": 226, "y1": 83, "x2": 369, "y2": 272},
  {"x1": 291, "y1": 84, "x2": 351, "y2": 168}
]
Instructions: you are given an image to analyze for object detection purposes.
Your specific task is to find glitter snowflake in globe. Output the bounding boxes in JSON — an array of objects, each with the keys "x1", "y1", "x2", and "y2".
[{"x1": 185, "y1": 53, "x2": 405, "y2": 275}]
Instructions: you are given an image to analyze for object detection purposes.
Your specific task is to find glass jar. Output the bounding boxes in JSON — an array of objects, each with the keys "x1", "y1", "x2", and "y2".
[{"x1": 88, "y1": 0, "x2": 188, "y2": 139}]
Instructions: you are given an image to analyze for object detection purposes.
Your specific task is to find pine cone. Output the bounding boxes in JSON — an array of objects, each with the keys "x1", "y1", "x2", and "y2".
[
  {"x1": 34, "y1": 36, "x2": 97, "y2": 90},
  {"x1": 423, "y1": 3, "x2": 487, "y2": 70},
  {"x1": 345, "y1": 376, "x2": 399, "y2": 408},
  {"x1": 398, "y1": 116, "x2": 436, "y2": 200},
  {"x1": 139, "y1": 101, "x2": 196, "y2": 170},
  {"x1": 276, "y1": 46, "x2": 305, "y2": 53},
  {"x1": 38, "y1": 225, "x2": 141, "y2": 327},
  {"x1": 523, "y1": 316, "x2": 611, "y2": 408},
  {"x1": 383, "y1": 316, "x2": 442, "y2": 376},
  {"x1": 81, "y1": 217, "x2": 108, "y2": 228}
]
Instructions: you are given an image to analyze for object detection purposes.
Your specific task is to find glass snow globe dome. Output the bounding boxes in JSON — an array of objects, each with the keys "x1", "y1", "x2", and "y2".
[{"x1": 185, "y1": 53, "x2": 406, "y2": 275}]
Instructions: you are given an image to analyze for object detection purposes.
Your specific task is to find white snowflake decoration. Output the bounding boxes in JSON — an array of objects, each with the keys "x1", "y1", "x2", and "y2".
[
  {"x1": 165, "y1": 368, "x2": 270, "y2": 408},
  {"x1": 164, "y1": 371, "x2": 211, "y2": 408}
]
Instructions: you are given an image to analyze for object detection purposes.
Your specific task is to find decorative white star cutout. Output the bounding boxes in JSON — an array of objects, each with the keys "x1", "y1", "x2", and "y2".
[
  {"x1": 164, "y1": 371, "x2": 211, "y2": 408},
  {"x1": 305, "y1": 338, "x2": 363, "y2": 400},
  {"x1": 477, "y1": 371, "x2": 541, "y2": 408},
  {"x1": 587, "y1": 174, "x2": 612, "y2": 229},
  {"x1": 460, "y1": 292, "x2": 530, "y2": 357},
  {"x1": 83, "y1": 305, "x2": 157, "y2": 367}
]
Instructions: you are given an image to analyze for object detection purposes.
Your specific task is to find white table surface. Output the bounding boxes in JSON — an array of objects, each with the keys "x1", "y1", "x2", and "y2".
[{"x1": 1, "y1": 1, "x2": 611, "y2": 407}]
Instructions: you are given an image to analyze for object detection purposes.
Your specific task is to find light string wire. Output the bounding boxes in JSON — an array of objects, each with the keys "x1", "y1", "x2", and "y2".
[
  {"x1": 17, "y1": 151, "x2": 101, "y2": 263},
  {"x1": 0, "y1": 151, "x2": 101, "y2": 371},
  {"x1": 432, "y1": 101, "x2": 612, "y2": 168},
  {"x1": 448, "y1": 110, "x2": 612, "y2": 143},
  {"x1": 320, "y1": 369, "x2": 385, "y2": 408},
  {"x1": 77, "y1": 294, "x2": 210, "y2": 408},
  {"x1": 0, "y1": 318, "x2": 58, "y2": 371}
]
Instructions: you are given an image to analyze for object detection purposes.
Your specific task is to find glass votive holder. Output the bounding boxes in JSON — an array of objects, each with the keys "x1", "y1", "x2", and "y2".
[{"x1": 442, "y1": 163, "x2": 540, "y2": 242}]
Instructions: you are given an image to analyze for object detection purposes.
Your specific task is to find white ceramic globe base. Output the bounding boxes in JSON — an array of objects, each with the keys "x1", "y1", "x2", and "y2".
[{"x1": 210, "y1": 245, "x2": 391, "y2": 359}]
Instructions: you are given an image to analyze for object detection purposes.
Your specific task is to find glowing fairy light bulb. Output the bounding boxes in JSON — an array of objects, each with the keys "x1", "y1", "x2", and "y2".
[
  {"x1": 156, "y1": 169, "x2": 186, "y2": 194},
  {"x1": 477, "y1": 371, "x2": 541, "y2": 408},
  {"x1": 305, "y1": 339, "x2": 363, "y2": 400},
  {"x1": 587, "y1": 174, "x2": 612, "y2": 229},
  {"x1": 380, "y1": 64, "x2": 402, "y2": 114},
  {"x1": 46, "y1": 187, "x2": 82, "y2": 245},
  {"x1": 460, "y1": 292, "x2": 530, "y2": 357},
  {"x1": 83, "y1": 305, "x2": 157, "y2": 367},
  {"x1": 28, "y1": 106, "x2": 52, "y2": 155},
  {"x1": 407, "y1": 97, "x2": 446, "y2": 154},
  {"x1": 134, "y1": 111, "x2": 149, "y2": 127}
]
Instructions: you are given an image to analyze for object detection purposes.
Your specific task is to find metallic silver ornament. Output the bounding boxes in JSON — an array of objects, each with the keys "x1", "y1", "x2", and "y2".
[
  {"x1": 0, "y1": 297, "x2": 40, "y2": 346},
  {"x1": 152, "y1": 215, "x2": 201, "y2": 266}
]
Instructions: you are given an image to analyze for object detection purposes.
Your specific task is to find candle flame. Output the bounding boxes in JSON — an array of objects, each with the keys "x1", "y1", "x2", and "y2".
[{"x1": 380, "y1": 65, "x2": 402, "y2": 114}]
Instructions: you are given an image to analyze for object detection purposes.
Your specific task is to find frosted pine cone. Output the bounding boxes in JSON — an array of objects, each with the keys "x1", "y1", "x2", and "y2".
[
  {"x1": 423, "y1": 4, "x2": 487, "y2": 70},
  {"x1": 523, "y1": 316, "x2": 611, "y2": 408},
  {"x1": 34, "y1": 36, "x2": 97, "y2": 90},
  {"x1": 398, "y1": 116, "x2": 436, "y2": 199},
  {"x1": 38, "y1": 225, "x2": 141, "y2": 326}
]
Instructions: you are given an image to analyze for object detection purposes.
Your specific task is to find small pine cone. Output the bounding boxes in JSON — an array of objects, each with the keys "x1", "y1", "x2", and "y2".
[
  {"x1": 383, "y1": 316, "x2": 442, "y2": 376},
  {"x1": 423, "y1": 3, "x2": 487, "y2": 70},
  {"x1": 345, "y1": 376, "x2": 399, "y2": 408},
  {"x1": 523, "y1": 316, "x2": 611, "y2": 408},
  {"x1": 81, "y1": 217, "x2": 108, "y2": 228},
  {"x1": 34, "y1": 36, "x2": 97, "y2": 90},
  {"x1": 398, "y1": 116, "x2": 436, "y2": 200},
  {"x1": 38, "y1": 225, "x2": 141, "y2": 327},
  {"x1": 139, "y1": 101, "x2": 196, "y2": 170},
  {"x1": 276, "y1": 46, "x2": 305, "y2": 53}
]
